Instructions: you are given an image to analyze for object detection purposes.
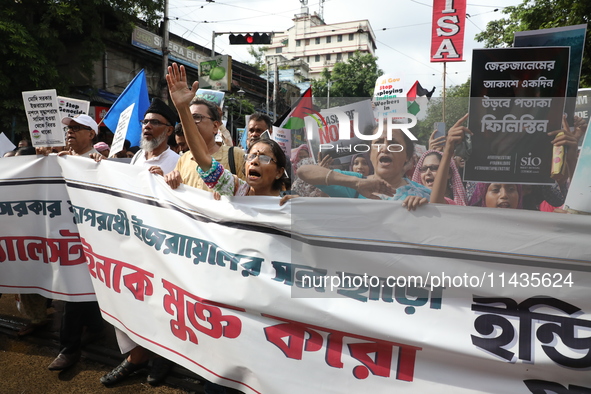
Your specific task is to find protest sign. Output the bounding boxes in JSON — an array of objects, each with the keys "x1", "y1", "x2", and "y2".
[
  {"x1": 305, "y1": 99, "x2": 375, "y2": 169},
  {"x1": 195, "y1": 88, "x2": 225, "y2": 108},
  {"x1": 0, "y1": 155, "x2": 589, "y2": 393},
  {"x1": 575, "y1": 88, "x2": 591, "y2": 130},
  {"x1": 372, "y1": 74, "x2": 407, "y2": 119},
  {"x1": 22, "y1": 89, "x2": 66, "y2": 147},
  {"x1": 109, "y1": 103, "x2": 135, "y2": 157},
  {"x1": 465, "y1": 47, "x2": 570, "y2": 184},
  {"x1": 0, "y1": 133, "x2": 16, "y2": 157},
  {"x1": 430, "y1": 0, "x2": 466, "y2": 62},
  {"x1": 57, "y1": 96, "x2": 90, "y2": 119},
  {"x1": 514, "y1": 24, "x2": 587, "y2": 124}
]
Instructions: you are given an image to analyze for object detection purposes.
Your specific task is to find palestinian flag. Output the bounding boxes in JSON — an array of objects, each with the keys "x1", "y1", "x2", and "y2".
[
  {"x1": 407, "y1": 81, "x2": 435, "y2": 116},
  {"x1": 274, "y1": 87, "x2": 323, "y2": 129}
]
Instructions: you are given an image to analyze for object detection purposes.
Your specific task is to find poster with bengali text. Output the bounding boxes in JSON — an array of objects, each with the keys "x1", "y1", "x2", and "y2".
[{"x1": 465, "y1": 47, "x2": 570, "y2": 184}]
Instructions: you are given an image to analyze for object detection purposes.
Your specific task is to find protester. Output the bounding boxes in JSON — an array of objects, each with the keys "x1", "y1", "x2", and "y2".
[
  {"x1": 18, "y1": 139, "x2": 31, "y2": 148},
  {"x1": 58, "y1": 114, "x2": 101, "y2": 158},
  {"x1": 94, "y1": 142, "x2": 110, "y2": 158},
  {"x1": 100, "y1": 98, "x2": 180, "y2": 387},
  {"x1": 297, "y1": 120, "x2": 430, "y2": 210},
  {"x1": 412, "y1": 149, "x2": 466, "y2": 205},
  {"x1": 128, "y1": 98, "x2": 179, "y2": 176},
  {"x1": 163, "y1": 97, "x2": 245, "y2": 191},
  {"x1": 246, "y1": 112, "x2": 273, "y2": 150},
  {"x1": 291, "y1": 157, "x2": 327, "y2": 197},
  {"x1": 48, "y1": 114, "x2": 104, "y2": 371},
  {"x1": 291, "y1": 144, "x2": 310, "y2": 166},
  {"x1": 174, "y1": 123, "x2": 189, "y2": 153},
  {"x1": 348, "y1": 152, "x2": 374, "y2": 177},
  {"x1": 167, "y1": 63, "x2": 290, "y2": 201}
]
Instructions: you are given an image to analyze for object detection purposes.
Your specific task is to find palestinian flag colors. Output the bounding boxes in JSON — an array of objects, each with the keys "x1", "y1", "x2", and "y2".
[{"x1": 407, "y1": 81, "x2": 435, "y2": 116}]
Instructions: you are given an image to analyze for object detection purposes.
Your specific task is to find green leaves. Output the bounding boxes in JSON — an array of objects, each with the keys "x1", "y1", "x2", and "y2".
[{"x1": 475, "y1": 0, "x2": 591, "y2": 87}]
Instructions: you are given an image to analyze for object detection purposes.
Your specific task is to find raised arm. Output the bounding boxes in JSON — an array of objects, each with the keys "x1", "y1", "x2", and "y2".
[
  {"x1": 431, "y1": 114, "x2": 471, "y2": 204},
  {"x1": 166, "y1": 63, "x2": 212, "y2": 171},
  {"x1": 297, "y1": 164, "x2": 396, "y2": 199}
]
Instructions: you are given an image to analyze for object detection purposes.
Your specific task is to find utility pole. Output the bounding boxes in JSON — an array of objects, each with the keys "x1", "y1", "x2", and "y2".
[
  {"x1": 161, "y1": 0, "x2": 170, "y2": 101},
  {"x1": 273, "y1": 57, "x2": 278, "y2": 122}
]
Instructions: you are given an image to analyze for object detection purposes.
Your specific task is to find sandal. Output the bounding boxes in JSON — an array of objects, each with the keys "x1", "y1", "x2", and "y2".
[{"x1": 100, "y1": 359, "x2": 148, "y2": 386}]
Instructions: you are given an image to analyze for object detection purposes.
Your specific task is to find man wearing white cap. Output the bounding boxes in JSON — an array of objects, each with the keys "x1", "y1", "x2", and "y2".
[
  {"x1": 48, "y1": 114, "x2": 105, "y2": 372},
  {"x1": 60, "y1": 114, "x2": 100, "y2": 157}
]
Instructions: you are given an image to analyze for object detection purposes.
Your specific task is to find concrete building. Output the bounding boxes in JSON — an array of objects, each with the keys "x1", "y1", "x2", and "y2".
[{"x1": 265, "y1": 10, "x2": 377, "y2": 80}]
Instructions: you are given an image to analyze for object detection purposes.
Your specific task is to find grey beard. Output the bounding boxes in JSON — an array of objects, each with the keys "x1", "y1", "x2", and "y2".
[{"x1": 140, "y1": 132, "x2": 168, "y2": 152}]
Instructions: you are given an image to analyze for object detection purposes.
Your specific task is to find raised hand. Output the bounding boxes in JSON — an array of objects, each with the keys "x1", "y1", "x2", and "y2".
[
  {"x1": 165, "y1": 63, "x2": 199, "y2": 109},
  {"x1": 445, "y1": 113, "x2": 472, "y2": 153}
]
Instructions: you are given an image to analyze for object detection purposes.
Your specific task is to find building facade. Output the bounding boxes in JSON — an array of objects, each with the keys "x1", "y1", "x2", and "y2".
[{"x1": 265, "y1": 12, "x2": 377, "y2": 79}]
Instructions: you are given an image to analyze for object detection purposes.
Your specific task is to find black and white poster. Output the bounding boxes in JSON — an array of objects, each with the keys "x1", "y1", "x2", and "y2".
[{"x1": 465, "y1": 47, "x2": 570, "y2": 184}]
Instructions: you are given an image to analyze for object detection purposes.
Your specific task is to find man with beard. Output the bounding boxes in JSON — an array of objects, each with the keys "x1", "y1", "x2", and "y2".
[
  {"x1": 100, "y1": 99, "x2": 180, "y2": 387},
  {"x1": 130, "y1": 98, "x2": 180, "y2": 175}
]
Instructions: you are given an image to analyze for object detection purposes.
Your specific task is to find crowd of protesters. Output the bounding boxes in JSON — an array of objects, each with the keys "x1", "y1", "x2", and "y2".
[{"x1": 1, "y1": 62, "x2": 587, "y2": 392}]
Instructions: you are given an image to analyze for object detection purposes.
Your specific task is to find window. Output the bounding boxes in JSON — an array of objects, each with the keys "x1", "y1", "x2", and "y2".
[
  {"x1": 326, "y1": 36, "x2": 331, "y2": 43},
  {"x1": 326, "y1": 54, "x2": 331, "y2": 61},
  {"x1": 276, "y1": 47, "x2": 282, "y2": 53},
  {"x1": 296, "y1": 40, "x2": 301, "y2": 47},
  {"x1": 336, "y1": 53, "x2": 342, "y2": 61},
  {"x1": 337, "y1": 34, "x2": 343, "y2": 42},
  {"x1": 315, "y1": 55, "x2": 320, "y2": 62},
  {"x1": 349, "y1": 33, "x2": 354, "y2": 41},
  {"x1": 315, "y1": 37, "x2": 320, "y2": 44},
  {"x1": 307, "y1": 56, "x2": 310, "y2": 62},
  {"x1": 305, "y1": 39, "x2": 310, "y2": 45}
]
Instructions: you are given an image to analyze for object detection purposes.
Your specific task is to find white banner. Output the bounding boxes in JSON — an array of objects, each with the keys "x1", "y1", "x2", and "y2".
[{"x1": 0, "y1": 155, "x2": 590, "y2": 393}]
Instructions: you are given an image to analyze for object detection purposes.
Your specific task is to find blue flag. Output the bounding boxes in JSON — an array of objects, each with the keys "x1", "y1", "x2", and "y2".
[{"x1": 103, "y1": 69, "x2": 150, "y2": 147}]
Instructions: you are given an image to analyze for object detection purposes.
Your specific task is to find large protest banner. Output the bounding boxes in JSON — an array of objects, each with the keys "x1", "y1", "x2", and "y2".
[
  {"x1": 0, "y1": 156, "x2": 95, "y2": 300},
  {"x1": 465, "y1": 47, "x2": 570, "y2": 184},
  {"x1": 0, "y1": 156, "x2": 590, "y2": 393}
]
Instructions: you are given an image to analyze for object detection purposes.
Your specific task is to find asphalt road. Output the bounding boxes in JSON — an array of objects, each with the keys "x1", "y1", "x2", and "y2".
[{"x1": 0, "y1": 294, "x2": 206, "y2": 394}]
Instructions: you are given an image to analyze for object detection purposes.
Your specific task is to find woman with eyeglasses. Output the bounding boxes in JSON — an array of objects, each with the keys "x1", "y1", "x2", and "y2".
[
  {"x1": 411, "y1": 150, "x2": 467, "y2": 205},
  {"x1": 166, "y1": 63, "x2": 290, "y2": 201}
]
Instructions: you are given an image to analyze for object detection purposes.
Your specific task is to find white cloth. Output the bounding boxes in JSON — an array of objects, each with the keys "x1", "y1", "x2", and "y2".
[
  {"x1": 117, "y1": 146, "x2": 180, "y2": 354},
  {"x1": 131, "y1": 147, "x2": 179, "y2": 174}
]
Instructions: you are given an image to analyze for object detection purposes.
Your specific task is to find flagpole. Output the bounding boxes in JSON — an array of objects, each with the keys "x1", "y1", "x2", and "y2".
[{"x1": 442, "y1": 62, "x2": 446, "y2": 123}]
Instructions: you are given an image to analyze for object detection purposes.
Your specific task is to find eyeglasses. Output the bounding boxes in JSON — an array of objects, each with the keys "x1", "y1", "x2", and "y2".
[
  {"x1": 245, "y1": 153, "x2": 276, "y2": 165},
  {"x1": 140, "y1": 119, "x2": 171, "y2": 127},
  {"x1": 192, "y1": 114, "x2": 213, "y2": 123},
  {"x1": 419, "y1": 165, "x2": 440, "y2": 173},
  {"x1": 65, "y1": 125, "x2": 92, "y2": 132}
]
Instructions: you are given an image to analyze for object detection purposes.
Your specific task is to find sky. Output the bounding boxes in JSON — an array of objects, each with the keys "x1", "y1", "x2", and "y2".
[{"x1": 167, "y1": 0, "x2": 524, "y2": 95}]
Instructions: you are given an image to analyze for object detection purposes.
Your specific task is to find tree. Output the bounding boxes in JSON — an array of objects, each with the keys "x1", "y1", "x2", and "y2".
[
  {"x1": 0, "y1": 0, "x2": 164, "y2": 135},
  {"x1": 311, "y1": 51, "x2": 383, "y2": 107},
  {"x1": 244, "y1": 46, "x2": 269, "y2": 74},
  {"x1": 414, "y1": 79, "x2": 470, "y2": 145},
  {"x1": 475, "y1": 0, "x2": 591, "y2": 87}
]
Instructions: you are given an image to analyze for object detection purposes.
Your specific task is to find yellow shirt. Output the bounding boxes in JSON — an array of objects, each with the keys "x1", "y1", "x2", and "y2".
[{"x1": 175, "y1": 145, "x2": 246, "y2": 191}]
